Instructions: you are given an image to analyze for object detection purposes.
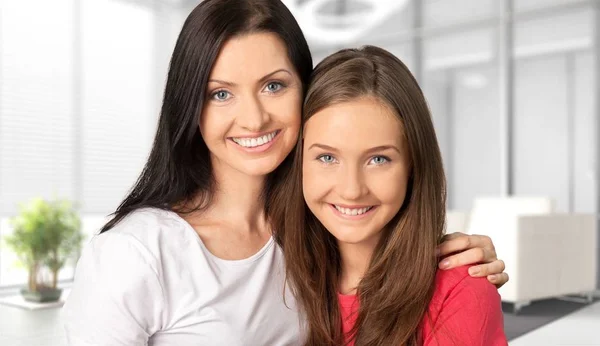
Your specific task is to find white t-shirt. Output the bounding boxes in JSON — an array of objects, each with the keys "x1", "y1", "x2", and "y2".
[{"x1": 62, "y1": 208, "x2": 303, "y2": 346}]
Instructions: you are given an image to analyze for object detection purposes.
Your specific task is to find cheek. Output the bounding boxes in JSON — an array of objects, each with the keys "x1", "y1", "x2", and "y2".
[
  {"x1": 371, "y1": 168, "x2": 410, "y2": 207},
  {"x1": 302, "y1": 160, "x2": 327, "y2": 203},
  {"x1": 200, "y1": 107, "x2": 232, "y2": 142},
  {"x1": 269, "y1": 92, "x2": 302, "y2": 127}
]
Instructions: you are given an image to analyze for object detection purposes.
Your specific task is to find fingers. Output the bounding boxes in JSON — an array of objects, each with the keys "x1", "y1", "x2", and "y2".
[
  {"x1": 438, "y1": 247, "x2": 489, "y2": 269},
  {"x1": 438, "y1": 255, "x2": 509, "y2": 288},
  {"x1": 488, "y1": 272, "x2": 509, "y2": 288},
  {"x1": 466, "y1": 259, "x2": 506, "y2": 277},
  {"x1": 440, "y1": 232, "x2": 467, "y2": 241},
  {"x1": 437, "y1": 234, "x2": 496, "y2": 260}
]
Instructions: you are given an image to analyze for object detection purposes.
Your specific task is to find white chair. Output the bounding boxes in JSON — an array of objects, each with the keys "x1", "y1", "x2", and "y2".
[
  {"x1": 465, "y1": 196, "x2": 597, "y2": 313},
  {"x1": 445, "y1": 210, "x2": 470, "y2": 234}
]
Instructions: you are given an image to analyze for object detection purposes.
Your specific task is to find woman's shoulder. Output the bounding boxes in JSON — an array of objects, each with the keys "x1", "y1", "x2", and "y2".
[
  {"x1": 431, "y1": 265, "x2": 499, "y2": 302},
  {"x1": 102, "y1": 207, "x2": 187, "y2": 238},
  {"x1": 423, "y1": 266, "x2": 507, "y2": 345},
  {"x1": 427, "y1": 265, "x2": 501, "y2": 318},
  {"x1": 85, "y1": 207, "x2": 196, "y2": 269},
  {"x1": 66, "y1": 208, "x2": 193, "y2": 313},
  {"x1": 64, "y1": 208, "x2": 175, "y2": 343},
  {"x1": 95, "y1": 207, "x2": 193, "y2": 245}
]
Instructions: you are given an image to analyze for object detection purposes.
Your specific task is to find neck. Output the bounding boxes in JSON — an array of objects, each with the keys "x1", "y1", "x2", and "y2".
[
  {"x1": 338, "y1": 236, "x2": 380, "y2": 295},
  {"x1": 187, "y1": 154, "x2": 269, "y2": 233}
]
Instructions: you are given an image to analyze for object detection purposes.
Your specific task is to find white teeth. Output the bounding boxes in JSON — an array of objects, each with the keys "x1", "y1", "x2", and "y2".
[
  {"x1": 232, "y1": 131, "x2": 277, "y2": 148},
  {"x1": 334, "y1": 205, "x2": 372, "y2": 216}
]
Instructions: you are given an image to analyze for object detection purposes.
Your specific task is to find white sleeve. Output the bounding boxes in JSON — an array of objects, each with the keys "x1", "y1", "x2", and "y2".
[{"x1": 62, "y1": 231, "x2": 165, "y2": 346}]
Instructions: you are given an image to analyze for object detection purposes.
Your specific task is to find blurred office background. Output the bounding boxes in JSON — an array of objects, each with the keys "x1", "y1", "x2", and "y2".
[{"x1": 0, "y1": 0, "x2": 599, "y2": 345}]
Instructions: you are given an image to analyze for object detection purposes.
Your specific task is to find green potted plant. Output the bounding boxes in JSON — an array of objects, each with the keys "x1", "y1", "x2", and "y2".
[{"x1": 4, "y1": 198, "x2": 84, "y2": 303}]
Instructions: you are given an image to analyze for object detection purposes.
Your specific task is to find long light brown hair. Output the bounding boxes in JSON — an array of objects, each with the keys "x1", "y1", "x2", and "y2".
[{"x1": 269, "y1": 46, "x2": 447, "y2": 346}]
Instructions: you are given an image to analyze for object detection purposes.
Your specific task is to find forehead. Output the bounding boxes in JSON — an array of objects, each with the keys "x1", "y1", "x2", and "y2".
[
  {"x1": 209, "y1": 32, "x2": 295, "y2": 80},
  {"x1": 304, "y1": 97, "x2": 404, "y2": 149}
]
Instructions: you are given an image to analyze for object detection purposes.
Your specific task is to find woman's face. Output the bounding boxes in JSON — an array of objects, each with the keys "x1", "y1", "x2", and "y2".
[
  {"x1": 200, "y1": 32, "x2": 302, "y2": 178},
  {"x1": 302, "y1": 97, "x2": 411, "y2": 248}
]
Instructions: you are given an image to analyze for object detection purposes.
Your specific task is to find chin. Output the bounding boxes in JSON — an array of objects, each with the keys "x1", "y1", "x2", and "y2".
[
  {"x1": 227, "y1": 142, "x2": 295, "y2": 177},
  {"x1": 328, "y1": 226, "x2": 382, "y2": 247},
  {"x1": 235, "y1": 156, "x2": 288, "y2": 177}
]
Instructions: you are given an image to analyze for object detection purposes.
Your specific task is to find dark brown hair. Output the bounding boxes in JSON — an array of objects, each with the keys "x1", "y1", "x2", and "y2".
[
  {"x1": 100, "y1": 0, "x2": 312, "y2": 232},
  {"x1": 271, "y1": 46, "x2": 447, "y2": 346}
]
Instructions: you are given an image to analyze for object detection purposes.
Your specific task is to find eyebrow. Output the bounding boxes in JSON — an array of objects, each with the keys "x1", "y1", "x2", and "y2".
[
  {"x1": 208, "y1": 68, "x2": 292, "y2": 87},
  {"x1": 308, "y1": 143, "x2": 401, "y2": 155}
]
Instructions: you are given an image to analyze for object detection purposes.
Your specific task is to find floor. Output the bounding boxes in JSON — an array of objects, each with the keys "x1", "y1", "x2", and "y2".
[
  {"x1": 510, "y1": 300, "x2": 600, "y2": 346},
  {"x1": 0, "y1": 297, "x2": 598, "y2": 345},
  {"x1": 502, "y1": 298, "x2": 595, "y2": 340}
]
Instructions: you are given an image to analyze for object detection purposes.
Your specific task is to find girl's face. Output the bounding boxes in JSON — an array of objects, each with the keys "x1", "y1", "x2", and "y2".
[
  {"x1": 302, "y1": 97, "x2": 411, "y2": 248},
  {"x1": 200, "y1": 32, "x2": 302, "y2": 178}
]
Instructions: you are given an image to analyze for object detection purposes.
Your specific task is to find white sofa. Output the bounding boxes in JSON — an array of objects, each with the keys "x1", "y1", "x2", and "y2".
[{"x1": 447, "y1": 197, "x2": 597, "y2": 313}]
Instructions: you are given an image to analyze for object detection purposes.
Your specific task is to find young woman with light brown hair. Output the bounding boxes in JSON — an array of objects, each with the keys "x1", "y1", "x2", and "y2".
[{"x1": 273, "y1": 45, "x2": 508, "y2": 345}]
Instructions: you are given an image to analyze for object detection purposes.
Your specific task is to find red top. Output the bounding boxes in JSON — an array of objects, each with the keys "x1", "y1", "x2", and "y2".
[{"x1": 338, "y1": 266, "x2": 508, "y2": 346}]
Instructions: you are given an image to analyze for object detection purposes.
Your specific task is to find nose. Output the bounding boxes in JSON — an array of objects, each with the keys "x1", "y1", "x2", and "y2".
[
  {"x1": 337, "y1": 165, "x2": 369, "y2": 201},
  {"x1": 237, "y1": 94, "x2": 270, "y2": 132}
]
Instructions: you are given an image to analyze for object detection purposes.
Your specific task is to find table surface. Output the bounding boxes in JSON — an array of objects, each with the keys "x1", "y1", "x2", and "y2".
[{"x1": 0, "y1": 303, "x2": 66, "y2": 346}]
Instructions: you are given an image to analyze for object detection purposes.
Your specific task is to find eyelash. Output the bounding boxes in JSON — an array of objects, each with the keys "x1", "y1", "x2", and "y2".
[
  {"x1": 210, "y1": 89, "x2": 232, "y2": 102},
  {"x1": 370, "y1": 156, "x2": 391, "y2": 165},
  {"x1": 208, "y1": 81, "x2": 287, "y2": 102},
  {"x1": 317, "y1": 154, "x2": 338, "y2": 165},
  {"x1": 316, "y1": 154, "x2": 391, "y2": 165},
  {"x1": 264, "y1": 81, "x2": 287, "y2": 94}
]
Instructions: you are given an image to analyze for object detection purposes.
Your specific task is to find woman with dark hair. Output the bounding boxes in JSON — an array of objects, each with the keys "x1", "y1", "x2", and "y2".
[
  {"x1": 276, "y1": 45, "x2": 507, "y2": 345},
  {"x1": 63, "y1": 1, "x2": 507, "y2": 344}
]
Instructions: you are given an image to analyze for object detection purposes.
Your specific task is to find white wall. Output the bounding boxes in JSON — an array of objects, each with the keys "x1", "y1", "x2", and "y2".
[
  {"x1": 450, "y1": 66, "x2": 503, "y2": 211},
  {"x1": 513, "y1": 56, "x2": 570, "y2": 212},
  {"x1": 0, "y1": 0, "x2": 186, "y2": 286},
  {"x1": 0, "y1": 0, "x2": 168, "y2": 216},
  {"x1": 80, "y1": 0, "x2": 156, "y2": 213},
  {"x1": 0, "y1": 0, "x2": 76, "y2": 213},
  {"x1": 574, "y1": 52, "x2": 597, "y2": 214},
  {"x1": 421, "y1": 5, "x2": 596, "y2": 214}
]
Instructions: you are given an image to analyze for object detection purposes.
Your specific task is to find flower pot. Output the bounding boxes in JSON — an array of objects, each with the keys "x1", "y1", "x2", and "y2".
[{"x1": 20, "y1": 287, "x2": 63, "y2": 303}]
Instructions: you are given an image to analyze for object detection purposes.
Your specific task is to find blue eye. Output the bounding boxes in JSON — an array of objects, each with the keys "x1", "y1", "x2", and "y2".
[
  {"x1": 317, "y1": 154, "x2": 336, "y2": 164},
  {"x1": 211, "y1": 90, "x2": 231, "y2": 101},
  {"x1": 370, "y1": 156, "x2": 389, "y2": 165},
  {"x1": 264, "y1": 82, "x2": 284, "y2": 93}
]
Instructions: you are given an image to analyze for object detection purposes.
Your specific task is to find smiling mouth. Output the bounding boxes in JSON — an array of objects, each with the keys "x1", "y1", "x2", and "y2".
[
  {"x1": 332, "y1": 204, "x2": 375, "y2": 216},
  {"x1": 230, "y1": 130, "x2": 280, "y2": 148}
]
